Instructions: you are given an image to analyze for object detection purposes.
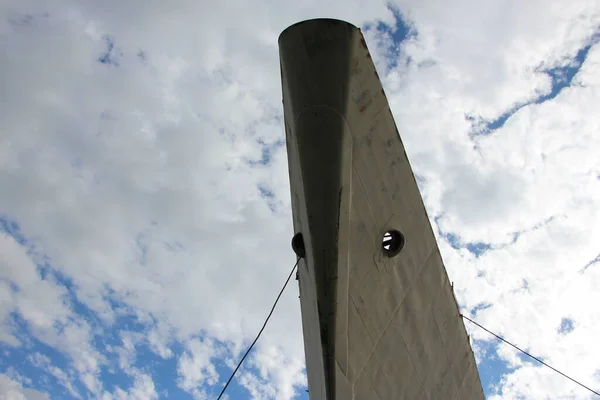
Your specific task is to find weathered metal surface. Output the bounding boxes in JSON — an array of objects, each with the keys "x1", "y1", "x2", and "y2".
[{"x1": 280, "y1": 19, "x2": 484, "y2": 400}]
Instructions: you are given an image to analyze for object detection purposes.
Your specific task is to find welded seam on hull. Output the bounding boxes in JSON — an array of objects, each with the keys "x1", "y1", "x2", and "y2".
[{"x1": 335, "y1": 127, "x2": 353, "y2": 378}]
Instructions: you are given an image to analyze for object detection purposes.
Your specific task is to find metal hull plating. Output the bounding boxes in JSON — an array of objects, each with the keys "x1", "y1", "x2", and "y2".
[{"x1": 279, "y1": 19, "x2": 485, "y2": 400}]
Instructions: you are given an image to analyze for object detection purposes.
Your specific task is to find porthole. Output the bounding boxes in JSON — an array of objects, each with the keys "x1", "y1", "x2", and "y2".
[
  {"x1": 382, "y1": 229, "x2": 405, "y2": 257},
  {"x1": 291, "y1": 232, "x2": 306, "y2": 258}
]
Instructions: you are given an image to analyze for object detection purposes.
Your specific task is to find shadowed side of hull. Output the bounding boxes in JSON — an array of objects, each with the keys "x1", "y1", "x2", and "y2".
[{"x1": 279, "y1": 19, "x2": 485, "y2": 400}]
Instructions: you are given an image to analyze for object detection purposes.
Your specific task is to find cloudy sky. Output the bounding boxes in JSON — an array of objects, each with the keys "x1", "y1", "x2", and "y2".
[{"x1": 1, "y1": 0, "x2": 599, "y2": 399}]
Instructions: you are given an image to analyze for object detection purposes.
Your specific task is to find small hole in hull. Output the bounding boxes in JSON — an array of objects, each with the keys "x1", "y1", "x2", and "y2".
[
  {"x1": 382, "y1": 229, "x2": 405, "y2": 257},
  {"x1": 292, "y1": 233, "x2": 306, "y2": 258}
]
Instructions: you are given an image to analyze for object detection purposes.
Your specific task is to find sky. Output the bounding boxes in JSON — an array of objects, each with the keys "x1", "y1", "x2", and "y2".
[{"x1": 0, "y1": 0, "x2": 599, "y2": 399}]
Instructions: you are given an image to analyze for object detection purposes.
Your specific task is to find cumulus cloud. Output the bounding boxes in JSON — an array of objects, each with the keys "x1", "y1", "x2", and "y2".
[
  {"x1": 176, "y1": 338, "x2": 220, "y2": 398},
  {"x1": 0, "y1": 231, "x2": 104, "y2": 395},
  {"x1": 0, "y1": 0, "x2": 599, "y2": 399},
  {"x1": 28, "y1": 353, "x2": 79, "y2": 398},
  {"x1": 0, "y1": 374, "x2": 49, "y2": 400},
  {"x1": 108, "y1": 369, "x2": 158, "y2": 400}
]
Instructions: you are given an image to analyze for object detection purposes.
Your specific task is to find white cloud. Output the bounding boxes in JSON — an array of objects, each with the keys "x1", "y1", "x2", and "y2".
[
  {"x1": 0, "y1": 374, "x2": 49, "y2": 400},
  {"x1": 114, "y1": 331, "x2": 143, "y2": 371},
  {"x1": 1, "y1": 369, "x2": 31, "y2": 389},
  {"x1": 176, "y1": 338, "x2": 220, "y2": 398},
  {"x1": 1, "y1": 0, "x2": 599, "y2": 399},
  {"x1": 103, "y1": 369, "x2": 158, "y2": 400},
  {"x1": 146, "y1": 326, "x2": 173, "y2": 360},
  {"x1": 242, "y1": 344, "x2": 307, "y2": 400},
  {"x1": 0, "y1": 233, "x2": 104, "y2": 394},
  {"x1": 28, "y1": 353, "x2": 80, "y2": 398}
]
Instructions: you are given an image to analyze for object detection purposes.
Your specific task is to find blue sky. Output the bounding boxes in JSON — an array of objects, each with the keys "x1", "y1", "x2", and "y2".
[{"x1": 1, "y1": 1, "x2": 600, "y2": 399}]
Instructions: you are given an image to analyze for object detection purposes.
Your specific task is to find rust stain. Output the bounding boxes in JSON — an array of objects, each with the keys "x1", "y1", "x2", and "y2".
[
  {"x1": 351, "y1": 59, "x2": 361, "y2": 75},
  {"x1": 374, "y1": 70, "x2": 379, "y2": 79},
  {"x1": 366, "y1": 52, "x2": 371, "y2": 59},
  {"x1": 360, "y1": 38, "x2": 367, "y2": 49},
  {"x1": 356, "y1": 90, "x2": 373, "y2": 113}
]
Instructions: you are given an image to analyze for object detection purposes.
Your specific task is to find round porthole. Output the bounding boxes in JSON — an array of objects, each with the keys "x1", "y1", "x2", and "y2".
[
  {"x1": 291, "y1": 233, "x2": 306, "y2": 258},
  {"x1": 382, "y1": 229, "x2": 405, "y2": 257}
]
